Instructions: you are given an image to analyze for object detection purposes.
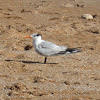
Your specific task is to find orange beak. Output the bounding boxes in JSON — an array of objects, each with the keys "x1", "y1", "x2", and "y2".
[{"x1": 25, "y1": 36, "x2": 32, "y2": 38}]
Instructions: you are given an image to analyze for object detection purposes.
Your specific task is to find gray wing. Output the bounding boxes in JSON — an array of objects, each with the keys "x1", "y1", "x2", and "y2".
[{"x1": 37, "y1": 41, "x2": 67, "y2": 56}]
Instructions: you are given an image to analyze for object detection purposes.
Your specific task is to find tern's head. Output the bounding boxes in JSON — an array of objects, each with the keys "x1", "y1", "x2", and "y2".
[
  {"x1": 30, "y1": 33, "x2": 41, "y2": 38},
  {"x1": 25, "y1": 33, "x2": 42, "y2": 40}
]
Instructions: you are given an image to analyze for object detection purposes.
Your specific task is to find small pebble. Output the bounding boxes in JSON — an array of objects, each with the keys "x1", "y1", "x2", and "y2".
[
  {"x1": 62, "y1": 3, "x2": 74, "y2": 8},
  {"x1": 82, "y1": 14, "x2": 93, "y2": 19},
  {"x1": 24, "y1": 45, "x2": 32, "y2": 51},
  {"x1": 76, "y1": 4, "x2": 85, "y2": 8}
]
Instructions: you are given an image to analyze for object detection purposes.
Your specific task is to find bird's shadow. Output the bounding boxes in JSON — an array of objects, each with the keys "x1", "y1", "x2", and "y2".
[{"x1": 4, "y1": 60, "x2": 57, "y2": 64}]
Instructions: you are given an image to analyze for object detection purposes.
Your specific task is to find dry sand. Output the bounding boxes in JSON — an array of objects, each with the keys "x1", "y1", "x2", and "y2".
[{"x1": 0, "y1": 0, "x2": 100, "y2": 99}]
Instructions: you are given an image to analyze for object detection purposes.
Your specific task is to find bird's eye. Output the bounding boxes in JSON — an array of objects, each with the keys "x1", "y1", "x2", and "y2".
[
  {"x1": 33, "y1": 34, "x2": 41, "y2": 37},
  {"x1": 37, "y1": 34, "x2": 41, "y2": 36}
]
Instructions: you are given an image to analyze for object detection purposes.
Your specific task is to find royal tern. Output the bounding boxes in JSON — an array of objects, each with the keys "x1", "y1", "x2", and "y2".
[{"x1": 25, "y1": 33, "x2": 81, "y2": 64}]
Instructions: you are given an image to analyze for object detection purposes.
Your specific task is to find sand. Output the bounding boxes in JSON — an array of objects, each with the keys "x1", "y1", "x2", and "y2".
[{"x1": 0, "y1": 0, "x2": 100, "y2": 99}]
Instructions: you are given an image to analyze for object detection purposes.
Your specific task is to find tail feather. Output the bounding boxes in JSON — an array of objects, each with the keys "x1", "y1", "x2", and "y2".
[
  {"x1": 58, "y1": 48, "x2": 82, "y2": 55},
  {"x1": 66, "y1": 48, "x2": 82, "y2": 54}
]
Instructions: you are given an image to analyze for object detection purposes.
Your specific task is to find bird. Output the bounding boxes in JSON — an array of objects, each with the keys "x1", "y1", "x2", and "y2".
[{"x1": 25, "y1": 33, "x2": 81, "y2": 64}]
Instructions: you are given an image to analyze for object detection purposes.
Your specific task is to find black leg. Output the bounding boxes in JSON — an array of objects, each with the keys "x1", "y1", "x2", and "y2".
[{"x1": 44, "y1": 57, "x2": 47, "y2": 64}]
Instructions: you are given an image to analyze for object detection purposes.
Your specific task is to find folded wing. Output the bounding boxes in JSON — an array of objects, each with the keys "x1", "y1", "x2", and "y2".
[{"x1": 37, "y1": 41, "x2": 67, "y2": 56}]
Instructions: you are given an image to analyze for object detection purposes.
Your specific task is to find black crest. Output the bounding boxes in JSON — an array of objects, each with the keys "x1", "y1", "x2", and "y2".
[{"x1": 36, "y1": 34, "x2": 41, "y2": 36}]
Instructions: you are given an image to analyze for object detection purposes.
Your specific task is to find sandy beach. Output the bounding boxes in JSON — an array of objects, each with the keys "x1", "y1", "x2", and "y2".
[{"x1": 0, "y1": 0, "x2": 100, "y2": 99}]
